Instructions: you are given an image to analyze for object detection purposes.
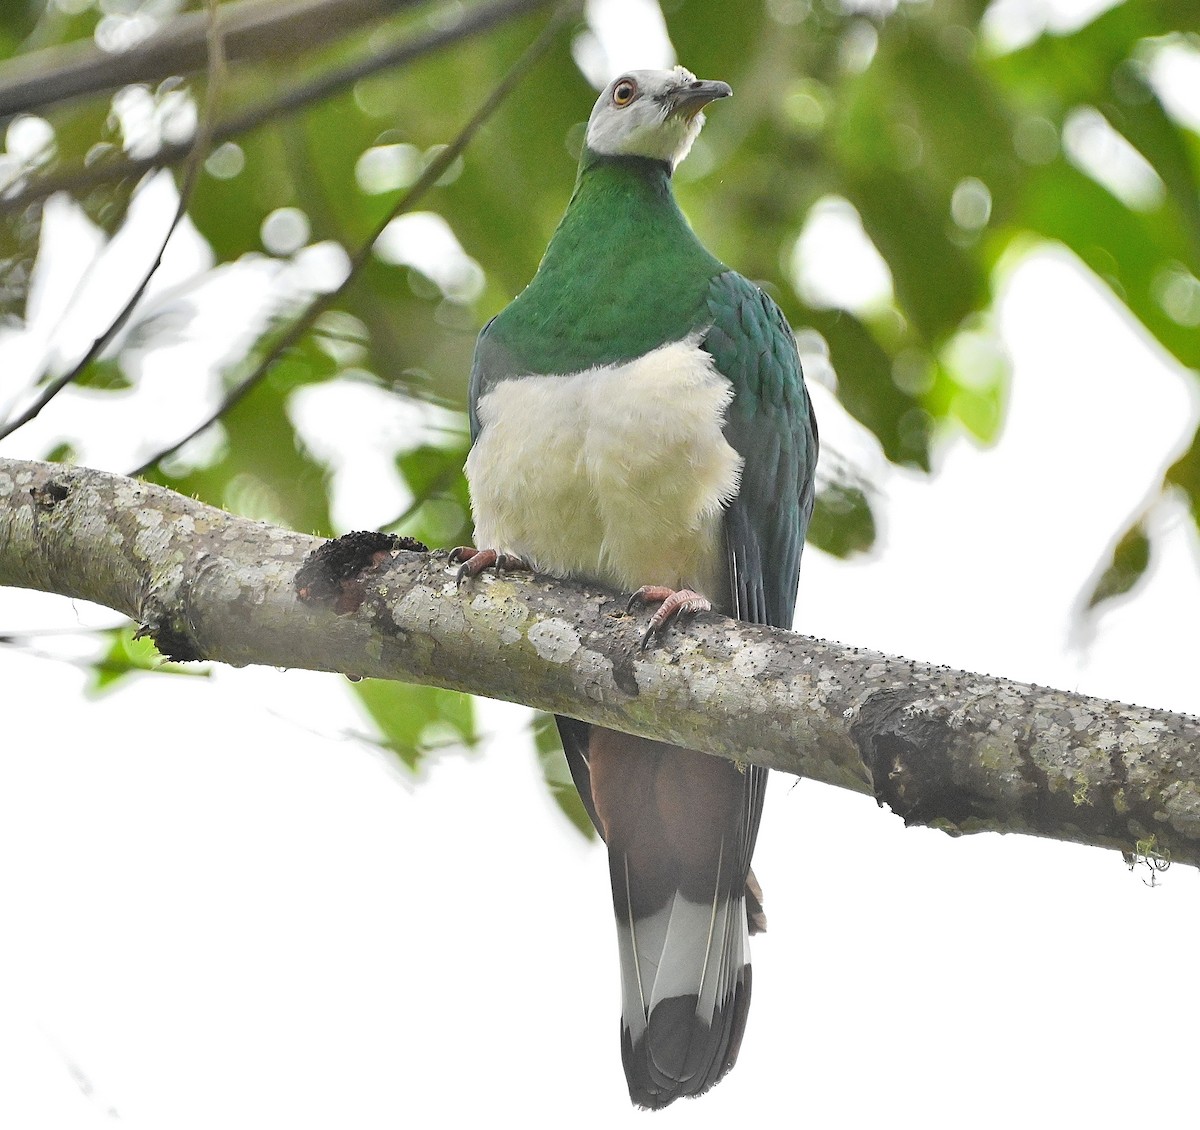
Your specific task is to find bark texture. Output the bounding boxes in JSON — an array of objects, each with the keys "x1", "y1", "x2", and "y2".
[{"x1": 3, "y1": 456, "x2": 1198, "y2": 865}]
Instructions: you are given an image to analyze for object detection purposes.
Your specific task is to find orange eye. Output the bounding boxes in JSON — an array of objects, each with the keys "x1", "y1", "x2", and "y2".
[{"x1": 612, "y1": 79, "x2": 637, "y2": 106}]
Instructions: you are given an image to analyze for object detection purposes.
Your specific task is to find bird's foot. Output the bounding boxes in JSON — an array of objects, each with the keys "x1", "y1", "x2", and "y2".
[
  {"x1": 449, "y1": 546, "x2": 529, "y2": 587},
  {"x1": 627, "y1": 586, "x2": 712, "y2": 651}
]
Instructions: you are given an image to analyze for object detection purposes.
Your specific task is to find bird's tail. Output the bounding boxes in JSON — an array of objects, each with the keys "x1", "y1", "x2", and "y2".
[
  {"x1": 582, "y1": 728, "x2": 766, "y2": 1109},
  {"x1": 612, "y1": 849, "x2": 755, "y2": 1108}
]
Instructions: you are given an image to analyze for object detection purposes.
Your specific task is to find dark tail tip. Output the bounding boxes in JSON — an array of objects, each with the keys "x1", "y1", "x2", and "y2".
[{"x1": 622, "y1": 968, "x2": 753, "y2": 1110}]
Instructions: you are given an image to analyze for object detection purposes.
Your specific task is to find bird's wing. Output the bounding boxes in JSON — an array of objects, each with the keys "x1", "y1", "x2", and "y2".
[
  {"x1": 700, "y1": 268, "x2": 818, "y2": 926},
  {"x1": 704, "y1": 269, "x2": 818, "y2": 632},
  {"x1": 467, "y1": 315, "x2": 503, "y2": 443}
]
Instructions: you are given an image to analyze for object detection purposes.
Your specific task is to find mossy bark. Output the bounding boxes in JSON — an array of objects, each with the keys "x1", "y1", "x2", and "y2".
[{"x1": 3, "y1": 456, "x2": 1198, "y2": 865}]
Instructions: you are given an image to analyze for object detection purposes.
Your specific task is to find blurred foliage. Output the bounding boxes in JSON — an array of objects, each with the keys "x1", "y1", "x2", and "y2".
[
  {"x1": 533, "y1": 711, "x2": 596, "y2": 838},
  {"x1": 88, "y1": 624, "x2": 212, "y2": 693},
  {"x1": 808, "y1": 480, "x2": 875, "y2": 558},
  {"x1": 389, "y1": 434, "x2": 474, "y2": 548},
  {"x1": 2, "y1": 0, "x2": 1199, "y2": 775},
  {"x1": 353, "y1": 677, "x2": 479, "y2": 768},
  {"x1": 145, "y1": 335, "x2": 339, "y2": 535},
  {"x1": 1087, "y1": 520, "x2": 1151, "y2": 607}
]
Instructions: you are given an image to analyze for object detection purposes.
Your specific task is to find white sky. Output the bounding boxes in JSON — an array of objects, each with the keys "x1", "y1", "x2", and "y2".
[{"x1": 3, "y1": 0, "x2": 1200, "y2": 1126}]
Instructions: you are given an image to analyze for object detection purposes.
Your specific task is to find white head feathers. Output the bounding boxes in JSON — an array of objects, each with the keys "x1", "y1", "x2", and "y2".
[{"x1": 584, "y1": 66, "x2": 732, "y2": 170}]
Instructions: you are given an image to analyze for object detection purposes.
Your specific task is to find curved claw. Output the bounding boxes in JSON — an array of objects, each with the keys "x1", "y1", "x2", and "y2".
[
  {"x1": 450, "y1": 546, "x2": 529, "y2": 587},
  {"x1": 627, "y1": 585, "x2": 675, "y2": 614},
  {"x1": 629, "y1": 587, "x2": 712, "y2": 650}
]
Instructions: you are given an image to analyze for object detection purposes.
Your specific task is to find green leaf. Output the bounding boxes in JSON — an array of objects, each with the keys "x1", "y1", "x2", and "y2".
[
  {"x1": 87, "y1": 624, "x2": 211, "y2": 695},
  {"x1": 429, "y1": 21, "x2": 591, "y2": 301},
  {"x1": 807, "y1": 481, "x2": 876, "y2": 558},
  {"x1": 1166, "y1": 423, "x2": 1200, "y2": 528},
  {"x1": 996, "y1": 0, "x2": 1200, "y2": 103},
  {"x1": 932, "y1": 327, "x2": 1009, "y2": 444},
  {"x1": 1087, "y1": 522, "x2": 1151, "y2": 609},
  {"x1": 353, "y1": 678, "x2": 477, "y2": 770},
  {"x1": 2, "y1": 1, "x2": 97, "y2": 58},
  {"x1": 391, "y1": 438, "x2": 473, "y2": 549},
  {"x1": 71, "y1": 357, "x2": 132, "y2": 391},
  {"x1": 1102, "y1": 85, "x2": 1200, "y2": 266},
  {"x1": 842, "y1": 19, "x2": 1019, "y2": 209},
  {"x1": 532, "y1": 712, "x2": 595, "y2": 840},
  {"x1": 43, "y1": 441, "x2": 76, "y2": 464},
  {"x1": 188, "y1": 127, "x2": 295, "y2": 262},
  {"x1": 0, "y1": 1, "x2": 38, "y2": 50},
  {"x1": 803, "y1": 308, "x2": 931, "y2": 469},
  {"x1": 147, "y1": 331, "x2": 338, "y2": 536},
  {"x1": 844, "y1": 167, "x2": 990, "y2": 345},
  {"x1": 666, "y1": 0, "x2": 763, "y2": 86},
  {"x1": 1022, "y1": 161, "x2": 1200, "y2": 369}
]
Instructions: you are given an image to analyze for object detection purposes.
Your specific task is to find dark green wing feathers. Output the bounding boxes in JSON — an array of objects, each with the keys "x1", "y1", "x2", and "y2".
[{"x1": 705, "y1": 270, "x2": 818, "y2": 630}]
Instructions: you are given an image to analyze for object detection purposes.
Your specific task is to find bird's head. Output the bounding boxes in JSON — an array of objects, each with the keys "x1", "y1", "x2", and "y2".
[{"x1": 584, "y1": 66, "x2": 732, "y2": 171}]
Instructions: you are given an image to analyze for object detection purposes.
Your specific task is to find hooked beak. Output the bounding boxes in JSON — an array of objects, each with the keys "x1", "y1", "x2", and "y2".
[{"x1": 664, "y1": 77, "x2": 733, "y2": 121}]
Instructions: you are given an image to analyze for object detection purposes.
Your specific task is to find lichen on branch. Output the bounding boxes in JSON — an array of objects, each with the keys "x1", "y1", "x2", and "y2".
[{"x1": 2, "y1": 455, "x2": 1199, "y2": 866}]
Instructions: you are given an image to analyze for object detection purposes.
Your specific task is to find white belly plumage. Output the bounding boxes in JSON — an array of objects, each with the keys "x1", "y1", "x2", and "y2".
[{"x1": 466, "y1": 335, "x2": 743, "y2": 602}]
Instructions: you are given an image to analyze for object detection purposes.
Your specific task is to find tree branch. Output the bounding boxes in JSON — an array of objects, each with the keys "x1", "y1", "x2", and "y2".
[
  {"x1": 3, "y1": 457, "x2": 1199, "y2": 867},
  {"x1": 0, "y1": 0, "x2": 422, "y2": 119}
]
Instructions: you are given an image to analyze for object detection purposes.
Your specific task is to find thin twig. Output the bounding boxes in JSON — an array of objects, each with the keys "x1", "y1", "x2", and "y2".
[
  {"x1": 278, "y1": 111, "x2": 413, "y2": 383},
  {"x1": 129, "y1": 0, "x2": 581, "y2": 478},
  {"x1": 0, "y1": 2, "x2": 228, "y2": 443},
  {"x1": 0, "y1": 0, "x2": 561, "y2": 216},
  {"x1": 380, "y1": 459, "x2": 464, "y2": 532}
]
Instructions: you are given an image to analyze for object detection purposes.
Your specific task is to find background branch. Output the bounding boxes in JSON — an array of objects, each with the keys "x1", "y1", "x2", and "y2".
[
  {"x1": 0, "y1": 0, "x2": 421, "y2": 119},
  {"x1": 0, "y1": 0, "x2": 228, "y2": 441},
  {"x1": 0, "y1": 0, "x2": 563, "y2": 215},
  {"x1": 4, "y1": 455, "x2": 1198, "y2": 867}
]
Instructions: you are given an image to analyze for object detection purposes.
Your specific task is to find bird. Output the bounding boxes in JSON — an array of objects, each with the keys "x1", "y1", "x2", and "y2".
[{"x1": 455, "y1": 65, "x2": 818, "y2": 1108}]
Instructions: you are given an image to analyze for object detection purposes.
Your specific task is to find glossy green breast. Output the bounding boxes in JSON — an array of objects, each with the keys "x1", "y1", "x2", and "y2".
[{"x1": 481, "y1": 155, "x2": 725, "y2": 378}]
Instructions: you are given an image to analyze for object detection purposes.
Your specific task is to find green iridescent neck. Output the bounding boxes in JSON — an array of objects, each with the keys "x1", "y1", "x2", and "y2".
[{"x1": 487, "y1": 153, "x2": 725, "y2": 375}]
